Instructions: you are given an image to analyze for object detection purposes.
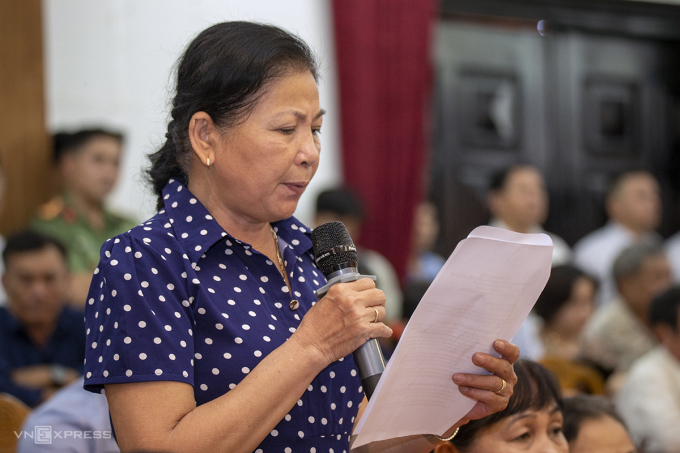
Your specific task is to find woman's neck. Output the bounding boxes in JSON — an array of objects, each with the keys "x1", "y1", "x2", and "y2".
[{"x1": 187, "y1": 176, "x2": 276, "y2": 260}]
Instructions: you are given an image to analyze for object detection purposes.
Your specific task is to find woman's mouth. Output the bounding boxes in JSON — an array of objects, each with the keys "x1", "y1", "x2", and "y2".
[{"x1": 282, "y1": 182, "x2": 308, "y2": 196}]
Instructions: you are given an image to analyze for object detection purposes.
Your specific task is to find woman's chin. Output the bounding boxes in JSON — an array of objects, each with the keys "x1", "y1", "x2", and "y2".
[{"x1": 267, "y1": 202, "x2": 299, "y2": 223}]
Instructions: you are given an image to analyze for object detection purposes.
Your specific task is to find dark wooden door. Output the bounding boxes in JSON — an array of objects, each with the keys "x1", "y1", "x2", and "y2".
[{"x1": 431, "y1": 8, "x2": 680, "y2": 256}]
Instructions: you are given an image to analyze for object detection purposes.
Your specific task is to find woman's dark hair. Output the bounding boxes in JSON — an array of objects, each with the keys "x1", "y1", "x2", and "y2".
[
  {"x1": 147, "y1": 21, "x2": 319, "y2": 210},
  {"x1": 450, "y1": 360, "x2": 563, "y2": 450},
  {"x1": 533, "y1": 265, "x2": 598, "y2": 325},
  {"x1": 53, "y1": 129, "x2": 124, "y2": 164},
  {"x1": 562, "y1": 395, "x2": 628, "y2": 443}
]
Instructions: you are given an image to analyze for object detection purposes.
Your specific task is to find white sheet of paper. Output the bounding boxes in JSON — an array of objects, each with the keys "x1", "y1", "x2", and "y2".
[{"x1": 351, "y1": 226, "x2": 553, "y2": 449}]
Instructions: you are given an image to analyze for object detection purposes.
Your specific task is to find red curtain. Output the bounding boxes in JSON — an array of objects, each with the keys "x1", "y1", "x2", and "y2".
[{"x1": 332, "y1": 0, "x2": 437, "y2": 280}]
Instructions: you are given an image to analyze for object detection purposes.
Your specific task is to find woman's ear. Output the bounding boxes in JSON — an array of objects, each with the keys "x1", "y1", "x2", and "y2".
[
  {"x1": 434, "y1": 442, "x2": 459, "y2": 453},
  {"x1": 188, "y1": 111, "x2": 216, "y2": 167}
]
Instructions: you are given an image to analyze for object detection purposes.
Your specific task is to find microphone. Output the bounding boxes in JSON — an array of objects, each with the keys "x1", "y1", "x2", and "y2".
[{"x1": 311, "y1": 221, "x2": 386, "y2": 400}]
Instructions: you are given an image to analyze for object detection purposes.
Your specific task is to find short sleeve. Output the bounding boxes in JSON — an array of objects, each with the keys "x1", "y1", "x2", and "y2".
[{"x1": 84, "y1": 233, "x2": 195, "y2": 393}]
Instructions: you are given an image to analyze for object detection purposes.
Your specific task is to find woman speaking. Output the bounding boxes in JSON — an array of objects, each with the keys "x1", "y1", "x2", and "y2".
[{"x1": 83, "y1": 22, "x2": 519, "y2": 452}]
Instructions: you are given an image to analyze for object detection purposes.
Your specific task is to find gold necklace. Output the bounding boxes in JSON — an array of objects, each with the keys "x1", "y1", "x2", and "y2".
[{"x1": 270, "y1": 226, "x2": 299, "y2": 310}]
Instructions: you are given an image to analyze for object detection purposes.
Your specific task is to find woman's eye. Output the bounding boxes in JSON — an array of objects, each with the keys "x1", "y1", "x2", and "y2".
[
  {"x1": 513, "y1": 432, "x2": 531, "y2": 442},
  {"x1": 279, "y1": 128, "x2": 295, "y2": 134},
  {"x1": 551, "y1": 427, "x2": 563, "y2": 436},
  {"x1": 312, "y1": 128, "x2": 322, "y2": 136}
]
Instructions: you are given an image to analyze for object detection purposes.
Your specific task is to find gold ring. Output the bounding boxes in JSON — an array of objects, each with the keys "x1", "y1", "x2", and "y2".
[
  {"x1": 495, "y1": 378, "x2": 507, "y2": 395},
  {"x1": 372, "y1": 307, "x2": 379, "y2": 323}
]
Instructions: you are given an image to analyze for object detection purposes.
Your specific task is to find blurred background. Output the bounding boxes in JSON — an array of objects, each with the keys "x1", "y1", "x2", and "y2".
[
  {"x1": 4, "y1": 0, "x2": 680, "y2": 280},
  {"x1": 4, "y1": 2, "x2": 680, "y2": 450}
]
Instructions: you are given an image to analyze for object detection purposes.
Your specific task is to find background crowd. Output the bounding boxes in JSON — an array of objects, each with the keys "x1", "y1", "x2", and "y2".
[{"x1": 1, "y1": 134, "x2": 679, "y2": 452}]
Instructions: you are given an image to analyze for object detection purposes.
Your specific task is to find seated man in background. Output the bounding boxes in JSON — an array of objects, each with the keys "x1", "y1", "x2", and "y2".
[
  {"x1": 488, "y1": 164, "x2": 571, "y2": 360},
  {"x1": 314, "y1": 187, "x2": 403, "y2": 322},
  {"x1": 580, "y1": 243, "x2": 671, "y2": 381},
  {"x1": 574, "y1": 169, "x2": 662, "y2": 307},
  {"x1": 562, "y1": 395, "x2": 635, "y2": 453},
  {"x1": 487, "y1": 164, "x2": 571, "y2": 265},
  {"x1": 32, "y1": 129, "x2": 137, "y2": 309},
  {"x1": 617, "y1": 286, "x2": 680, "y2": 453},
  {"x1": 0, "y1": 231, "x2": 84, "y2": 407}
]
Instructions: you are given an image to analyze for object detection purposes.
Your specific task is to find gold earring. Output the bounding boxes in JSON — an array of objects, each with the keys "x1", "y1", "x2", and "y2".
[{"x1": 206, "y1": 157, "x2": 210, "y2": 166}]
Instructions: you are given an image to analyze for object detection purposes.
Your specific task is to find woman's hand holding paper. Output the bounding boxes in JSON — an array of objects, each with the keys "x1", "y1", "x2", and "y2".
[{"x1": 451, "y1": 340, "x2": 520, "y2": 425}]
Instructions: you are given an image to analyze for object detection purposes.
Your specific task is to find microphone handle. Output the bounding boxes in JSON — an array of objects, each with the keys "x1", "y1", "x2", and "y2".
[
  {"x1": 353, "y1": 338, "x2": 385, "y2": 400},
  {"x1": 314, "y1": 272, "x2": 386, "y2": 400}
]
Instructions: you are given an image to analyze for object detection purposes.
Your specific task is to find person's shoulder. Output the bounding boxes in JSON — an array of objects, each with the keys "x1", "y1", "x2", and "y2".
[
  {"x1": 104, "y1": 208, "x2": 139, "y2": 230},
  {"x1": 583, "y1": 302, "x2": 620, "y2": 336},
  {"x1": 573, "y1": 225, "x2": 610, "y2": 251},
  {"x1": 24, "y1": 377, "x2": 107, "y2": 424},
  {"x1": 95, "y1": 211, "x2": 187, "y2": 279},
  {"x1": 31, "y1": 196, "x2": 76, "y2": 229},
  {"x1": 58, "y1": 307, "x2": 86, "y2": 329},
  {"x1": 545, "y1": 231, "x2": 569, "y2": 248},
  {"x1": 104, "y1": 211, "x2": 179, "y2": 252},
  {"x1": 0, "y1": 306, "x2": 15, "y2": 330},
  {"x1": 360, "y1": 247, "x2": 390, "y2": 265},
  {"x1": 625, "y1": 347, "x2": 669, "y2": 386},
  {"x1": 666, "y1": 230, "x2": 680, "y2": 252}
]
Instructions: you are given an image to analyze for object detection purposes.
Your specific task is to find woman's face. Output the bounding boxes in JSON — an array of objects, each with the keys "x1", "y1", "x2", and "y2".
[
  {"x1": 549, "y1": 277, "x2": 596, "y2": 337},
  {"x1": 208, "y1": 70, "x2": 322, "y2": 224},
  {"x1": 459, "y1": 406, "x2": 568, "y2": 453}
]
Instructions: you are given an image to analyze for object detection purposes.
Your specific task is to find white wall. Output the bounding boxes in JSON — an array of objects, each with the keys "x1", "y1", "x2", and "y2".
[{"x1": 42, "y1": 0, "x2": 343, "y2": 226}]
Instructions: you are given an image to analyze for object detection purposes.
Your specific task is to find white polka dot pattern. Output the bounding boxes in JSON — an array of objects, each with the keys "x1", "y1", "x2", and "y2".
[{"x1": 83, "y1": 179, "x2": 360, "y2": 451}]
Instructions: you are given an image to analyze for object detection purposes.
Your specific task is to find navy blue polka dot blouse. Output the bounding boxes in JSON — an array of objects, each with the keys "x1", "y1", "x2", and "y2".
[{"x1": 84, "y1": 179, "x2": 363, "y2": 452}]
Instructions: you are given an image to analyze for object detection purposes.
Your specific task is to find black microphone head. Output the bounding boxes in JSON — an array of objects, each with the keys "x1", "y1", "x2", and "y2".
[{"x1": 311, "y1": 221, "x2": 358, "y2": 277}]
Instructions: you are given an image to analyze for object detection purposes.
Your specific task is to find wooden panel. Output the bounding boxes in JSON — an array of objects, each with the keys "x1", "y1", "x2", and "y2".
[{"x1": 0, "y1": 0, "x2": 51, "y2": 235}]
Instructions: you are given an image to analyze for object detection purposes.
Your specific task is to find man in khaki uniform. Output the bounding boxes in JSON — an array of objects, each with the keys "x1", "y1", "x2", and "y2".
[{"x1": 32, "y1": 129, "x2": 137, "y2": 309}]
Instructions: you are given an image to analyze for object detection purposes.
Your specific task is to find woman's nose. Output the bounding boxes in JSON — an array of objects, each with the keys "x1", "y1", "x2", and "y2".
[
  {"x1": 535, "y1": 436, "x2": 566, "y2": 453},
  {"x1": 296, "y1": 130, "x2": 320, "y2": 168}
]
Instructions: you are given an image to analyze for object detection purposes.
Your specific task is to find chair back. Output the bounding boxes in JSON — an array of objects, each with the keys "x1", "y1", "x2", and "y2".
[{"x1": 0, "y1": 393, "x2": 31, "y2": 453}]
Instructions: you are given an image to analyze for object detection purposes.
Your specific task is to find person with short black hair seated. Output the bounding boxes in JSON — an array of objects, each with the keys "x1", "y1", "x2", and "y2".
[
  {"x1": 314, "y1": 187, "x2": 403, "y2": 322},
  {"x1": 617, "y1": 286, "x2": 680, "y2": 452},
  {"x1": 562, "y1": 395, "x2": 635, "y2": 453},
  {"x1": 487, "y1": 164, "x2": 571, "y2": 266},
  {"x1": 0, "y1": 231, "x2": 84, "y2": 407},
  {"x1": 432, "y1": 360, "x2": 568, "y2": 453},
  {"x1": 533, "y1": 265, "x2": 604, "y2": 395}
]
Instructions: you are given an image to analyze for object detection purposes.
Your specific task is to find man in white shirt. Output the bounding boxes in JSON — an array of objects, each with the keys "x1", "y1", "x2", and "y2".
[
  {"x1": 580, "y1": 243, "x2": 671, "y2": 377},
  {"x1": 487, "y1": 164, "x2": 570, "y2": 360},
  {"x1": 573, "y1": 170, "x2": 662, "y2": 307},
  {"x1": 488, "y1": 164, "x2": 571, "y2": 266},
  {"x1": 617, "y1": 286, "x2": 680, "y2": 453}
]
